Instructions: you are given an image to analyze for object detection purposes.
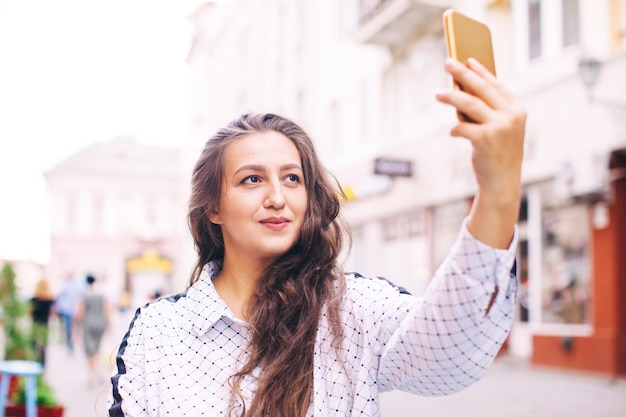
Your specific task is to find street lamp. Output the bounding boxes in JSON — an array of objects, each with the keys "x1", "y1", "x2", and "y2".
[
  {"x1": 577, "y1": 55, "x2": 602, "y2": 101},
  {"x1": 577, "y1": 55, "x2": 626, "y2": 112}
]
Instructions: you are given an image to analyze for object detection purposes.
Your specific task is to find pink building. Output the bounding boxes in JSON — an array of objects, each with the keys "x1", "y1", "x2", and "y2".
[{"x1": 44, "y1": 137, "x2": 189, "y2": 310}]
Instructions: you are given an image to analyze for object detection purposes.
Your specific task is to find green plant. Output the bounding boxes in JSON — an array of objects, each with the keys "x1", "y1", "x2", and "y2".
[
  {"x1": 0, "y1": 263, "x2": 61, "y2": 409},
  {"x1": 0, "y1": 263, "x2": 33, "y2": 361},
  {"x1": 11, "y1": 375, "x2": 59, "y2": 407}
]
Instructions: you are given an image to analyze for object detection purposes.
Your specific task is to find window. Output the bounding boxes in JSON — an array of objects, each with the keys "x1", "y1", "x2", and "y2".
[
  {"x1": 102, "y1": 193, "x2": 119, "y2": 237},
  {"x1": 528, "y1": 0, "x2": 542, "y2": 59},
  {"x1": 516, "y1": 184, "x2": 592, "y2": 331},
  {"x1": 65, "y1": 193, "x2": 77, "y2": 233},
  {"x1": 514, "y1": 0, "x2": 580, "y2": 64},
  {"x1": 562, "y1": 0, "x2": 580, "y2": 47},
  {"x1": 517, "y1": 196, "x2": 530, "y2": 323},
  {"x1": 383, "y1": 37, "x2": 447, "y2": 143},
  {"x1": 338, "y1": 0, "x2": 360, "y2": 34},
  {"x1": 518, "y1": 238, "x2": 530, "y2": 322},
  {"x1": 93, "y1": 194, "x2": 104, "y2": 235},
  {"x1": 433, "y1": 200, "x2": 469, "y2": 269},
  {"x1": 76, "y1": 192, "x2": 93, "y2": 236},
  {"x1": 145, "y1": 195, "x2": 157, "y2": 229},
  {"x1": 336, "y1": 83, "x2": 367, "y2": 161},
  {"x1": 380, "y1": 210, "x2": 430, "y2": 296},
  {"x1": 540, "y1": 204, "x2": 590, "y2": 325}
]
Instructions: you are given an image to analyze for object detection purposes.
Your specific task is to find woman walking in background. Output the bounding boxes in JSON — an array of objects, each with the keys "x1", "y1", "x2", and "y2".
[
  {"x1": 30, "y1": 277, "x2": 55, "y2": 365},
  {"x1": 75, "y1": 274, "x2": 111, "y2": 388}
]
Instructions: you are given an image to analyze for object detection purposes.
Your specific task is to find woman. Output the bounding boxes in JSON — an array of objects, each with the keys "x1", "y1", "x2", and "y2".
[
  {"x1": 108, "y1": 58, "x2": 526, "y2": 416},
  {"x1": 30, "y1": 278, "x2": 55, "y2": 365},
  {"x1": 75, "y1": 274, "x2": 111, "y2": 388}
]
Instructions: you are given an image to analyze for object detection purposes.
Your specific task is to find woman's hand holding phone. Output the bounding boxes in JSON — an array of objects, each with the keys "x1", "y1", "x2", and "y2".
[{"x1": 436, "y1": 52, "x2": 527, "y2": 249}]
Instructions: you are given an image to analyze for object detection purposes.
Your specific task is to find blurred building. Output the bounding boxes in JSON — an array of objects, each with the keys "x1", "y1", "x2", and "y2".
[
  {"x1": 186, "y1": 0, "x2": 626, "y2": 376},
  {"x1": 44, "y1": 137, "x2": 189, "y2": 310}
]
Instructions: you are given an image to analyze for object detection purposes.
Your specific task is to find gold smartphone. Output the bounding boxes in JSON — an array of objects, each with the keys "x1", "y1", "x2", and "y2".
[{"x1": 443, "y1": 9, "x2": 496, "y2": 122}]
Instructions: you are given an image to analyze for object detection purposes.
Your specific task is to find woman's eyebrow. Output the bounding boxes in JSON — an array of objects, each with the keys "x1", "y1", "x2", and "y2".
[
  {"x1": 233, "y1": 164, "x2": 264, "y2": 176},
  {"x1": 280, "y1": 163, "x2": 303, "y2": 171},
  {"x1": 233, "y1": 163, "x2": 302, "y2": 176}
]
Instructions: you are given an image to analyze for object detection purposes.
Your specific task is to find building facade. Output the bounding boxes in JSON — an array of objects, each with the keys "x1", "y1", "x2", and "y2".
[
  {"x1": 44, "y1": 137, "x2": 189, "y2": 310},
  {"x1": 187, "y1": 0, "x2": 626, "y2": 376}
]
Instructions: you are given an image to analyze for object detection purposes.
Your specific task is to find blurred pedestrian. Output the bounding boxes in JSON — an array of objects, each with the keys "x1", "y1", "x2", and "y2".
[
  {"x1": 109, "y1": 58, "x2": 526, "y2": 416},
  {"x1": 53, "y1": 272, "x2": 82, "y2": 353},
  {"x1": 74, "y1": 274, "x2": 112, "y2": 388},
  {"x1": 149, "y1": 290, "x2": 162, "y2": 301},
  {"x1": 30, "y1": 277, "x2": 54, "y2": 365}
]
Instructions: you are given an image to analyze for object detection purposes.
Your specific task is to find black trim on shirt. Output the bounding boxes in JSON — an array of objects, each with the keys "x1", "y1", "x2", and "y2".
[
  {"x1": 348, "y1": 271, "x2": 412, "y2": 295},
  {"x1": 108, "y1": 292, "x2": 187, "y2": 417}
]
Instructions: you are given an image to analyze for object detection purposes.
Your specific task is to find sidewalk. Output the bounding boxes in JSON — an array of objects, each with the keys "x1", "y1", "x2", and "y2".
[
  {"x1": 44, "y1": 338, "x2": 626, "y2": 417},
  {"x1": 45, "y1": 342, "x2": 109, "y2": 417},
  {"x1": 380, "y1": 356, "x2": 626, "y2": 417},
  {"x1": 44, "y1": 311, "x2": 131, "y2": 417}
]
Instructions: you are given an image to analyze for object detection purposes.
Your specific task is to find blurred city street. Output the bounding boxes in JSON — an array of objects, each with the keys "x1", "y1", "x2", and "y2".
[
  {"x1": 379, "y1": 356, "x2": 626, "y2": 417},
  {"x1": 46, "y1": 341, "x2": 109, "y2": 417},
  {"x1": 2, "y1": 4, "x2": 626, "y2": 413},
  {"x1": 44, "y1": 312, "x2": 132, "y2": 417},
  {"x1": 42, "y1": 314, "x2": 626, "y2": 417},
  {"x1": 0, "y1": 2, "x2": 625, "y2": 416}
]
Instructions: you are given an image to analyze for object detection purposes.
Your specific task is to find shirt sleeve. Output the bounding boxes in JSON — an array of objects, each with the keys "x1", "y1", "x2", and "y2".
[
  {"x1": 376, "y1": 218, "x2": 518, "y2": 395},
  {"x1": 108, "y1": 307, "x2": 150, "y2": 417}
]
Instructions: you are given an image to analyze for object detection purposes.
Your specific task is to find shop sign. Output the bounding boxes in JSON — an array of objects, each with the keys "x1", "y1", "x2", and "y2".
[{"x1": 374, "y1": 158, "x2": 413, "y2": 177}]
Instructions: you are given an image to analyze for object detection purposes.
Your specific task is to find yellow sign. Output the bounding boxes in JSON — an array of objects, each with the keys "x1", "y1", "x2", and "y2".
[
  {"x1": 126, "y1": 249, "x2": 173, "y2": 274},
  {"x1": 343, "y1": 186, "x2": 356, "y2": 202}
]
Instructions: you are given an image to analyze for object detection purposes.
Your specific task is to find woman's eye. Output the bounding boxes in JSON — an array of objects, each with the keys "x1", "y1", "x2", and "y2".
[
  {"x1": 285, "y1": 174, "x2": 300, "y2": 183},
  {"x1": 242, "y1": 176, "x2": 261, "y2": 184}
]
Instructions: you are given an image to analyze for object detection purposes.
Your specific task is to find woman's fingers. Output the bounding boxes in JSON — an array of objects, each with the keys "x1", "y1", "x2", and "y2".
[
  {"x1": 445, "y1": 58, "x2": 510, "y2": 111},
  {"x1": 436, "y1": 57, "x2": 527, "y2": 193},
  {"x1": 436, "y1": 58, "x2": 527, "y2": 140},
  {"x1": 435, "y1": 87, "x2": 492, "y2": 127},
  {"x1": 467, "y1": 58, "x2": 519, "y2": 106},
  {"x1": 465, "y1": 58, "x2": 498, "y2": 86}
]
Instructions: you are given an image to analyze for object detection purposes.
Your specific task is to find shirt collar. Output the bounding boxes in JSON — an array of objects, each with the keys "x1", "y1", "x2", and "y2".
[{"x1": 187, "y1": 260, "x2": 239, "y2": 336}]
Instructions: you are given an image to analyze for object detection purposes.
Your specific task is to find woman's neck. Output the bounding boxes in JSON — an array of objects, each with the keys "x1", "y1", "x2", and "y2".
[{"x1": 212, "y1": 255, "x2": 268, "y2": 320}]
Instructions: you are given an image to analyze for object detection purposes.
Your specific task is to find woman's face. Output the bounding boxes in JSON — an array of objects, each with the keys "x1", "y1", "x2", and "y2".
[{"x1": 209, "y1": 131, "x2": 308, "y2": 264}]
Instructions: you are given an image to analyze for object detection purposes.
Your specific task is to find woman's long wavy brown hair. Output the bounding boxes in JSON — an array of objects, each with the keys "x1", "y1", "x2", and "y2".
[{"x1": 187, "y1": 113, "x2": 348, "y2": 417}]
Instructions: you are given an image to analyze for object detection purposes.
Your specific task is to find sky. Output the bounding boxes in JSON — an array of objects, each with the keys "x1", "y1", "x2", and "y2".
[{"x1": 0, "y1": 0, "x2": 206, "y2": 264}]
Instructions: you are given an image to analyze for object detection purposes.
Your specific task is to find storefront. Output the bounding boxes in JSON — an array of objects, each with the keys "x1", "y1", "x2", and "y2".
[
  {"x1": 124, "y1": 248, "x2": 173, "y2": 309},
  {"x1": 347, "y1": 149, "x2": 626, "y2": 377},
  {"x1": 510, "y1": 148, "x2": 626, "y2": 376}
]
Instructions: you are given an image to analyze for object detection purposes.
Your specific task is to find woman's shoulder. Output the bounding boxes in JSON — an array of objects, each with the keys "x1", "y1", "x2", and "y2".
[
  {"x1": 338, "y1": 272, "x2": 418, "y2": 326},
  {"x1": 122, "y1": 292, "x2": 191, "y2": 333},
  {"x1": 342, "y1": 272, "x2": 413, "y2": 306},
  {"x1": 139, "y1": 292, "x2": 188, "y2": 315},
  {"x1": 345, "y1": 272, "x2": 411, "y2": 293}
]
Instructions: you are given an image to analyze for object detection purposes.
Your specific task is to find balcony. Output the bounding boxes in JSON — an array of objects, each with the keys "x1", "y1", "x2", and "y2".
[{"x1": 353, "y1": 0, "x2": 452, "y2": 50}]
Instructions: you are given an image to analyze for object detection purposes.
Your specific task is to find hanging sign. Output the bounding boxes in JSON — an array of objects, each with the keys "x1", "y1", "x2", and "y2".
[{"x1": 374, "y1": 158, "x2": 413, "y2": 177}]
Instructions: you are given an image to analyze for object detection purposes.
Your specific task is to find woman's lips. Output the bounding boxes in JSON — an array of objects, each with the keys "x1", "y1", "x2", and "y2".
[{"x1": 260, "y1": 217, "x2": 290, "y2": 230}]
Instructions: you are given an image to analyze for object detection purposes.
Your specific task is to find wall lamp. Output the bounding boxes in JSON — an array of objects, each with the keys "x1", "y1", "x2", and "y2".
[{"x1": 578, "y1": 55, "x2": 626, "y2": 112}]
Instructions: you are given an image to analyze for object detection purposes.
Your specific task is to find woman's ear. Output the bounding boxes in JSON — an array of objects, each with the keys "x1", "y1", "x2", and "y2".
[{"x1": 207, "y1": 207, "x2": 222, "y2": 225}]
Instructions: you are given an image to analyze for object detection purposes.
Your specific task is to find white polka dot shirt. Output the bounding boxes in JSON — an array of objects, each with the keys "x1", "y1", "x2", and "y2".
[{"x1": 108, "y1": 221, "x2": 517, "y2": 416}]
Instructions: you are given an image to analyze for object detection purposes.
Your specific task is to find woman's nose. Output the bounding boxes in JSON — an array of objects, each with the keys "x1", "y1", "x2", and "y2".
[{"x1": 264, "y1": 181, "x2": 286, "y2": 208}]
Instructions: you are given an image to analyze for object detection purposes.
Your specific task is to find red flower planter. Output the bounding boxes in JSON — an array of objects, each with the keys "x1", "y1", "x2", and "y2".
[{"x1": 4, "y1": 403, "x2": 64, "y2": 417}]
